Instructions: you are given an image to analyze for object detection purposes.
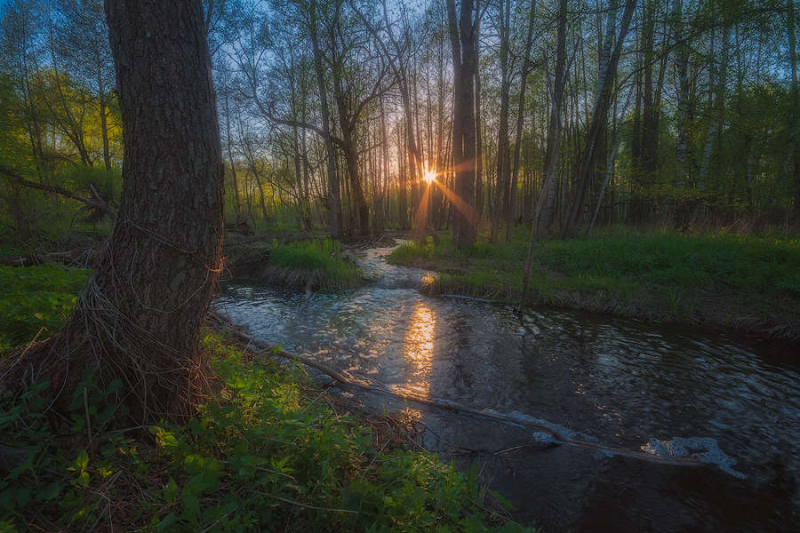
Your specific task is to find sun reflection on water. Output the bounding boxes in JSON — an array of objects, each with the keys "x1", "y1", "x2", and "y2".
[{"x1": 401, "y1": 302, "x2": 436, "y2": 397}]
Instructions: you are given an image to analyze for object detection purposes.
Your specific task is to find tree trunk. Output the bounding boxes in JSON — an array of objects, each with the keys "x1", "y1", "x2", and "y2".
[
  {"x1": 223, "y1": 77, "x2": 241, "y2": 220},
  {"x1": 564, "y1": 0, "x2": 635, "y2": 233},
  {"x1": 475, "y1": 35, "x2": 484, "y2": 220},
  {"x1": 447, "y1": 0, "x2": 478, "y2": 247},
  {"x1": 506, "y1": 0, "x2": 537, "y2": 242},
  {"x1": 537, "y1": 0, "x2": 568, "y2": 232},
  {"x1": 674, "y1": 0, "x2": 690, "y2": 188},
  {"x1": 99, "y1": 91, "x2": 112, "y2": 171},
  {"x1": 3, "y1": 0, "x2": 225, "y2": 425},
  {"x1": 492, "y1": 0, "x2": 511, "y2": 242},
  {"x1": 787, "y1": 0, "x2": 799, "y2": 213},
  {"x1": 309, "y1": 0, "x2": 341, "y2": 238}
]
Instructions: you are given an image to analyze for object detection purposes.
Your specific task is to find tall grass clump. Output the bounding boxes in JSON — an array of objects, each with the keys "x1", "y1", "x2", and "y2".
[
  {"x1": 387, "y1": 239, "x2": 436, "y2": 264},
  {"x1": 269, "y1": 239, "x2": 360, "y2": 290}
]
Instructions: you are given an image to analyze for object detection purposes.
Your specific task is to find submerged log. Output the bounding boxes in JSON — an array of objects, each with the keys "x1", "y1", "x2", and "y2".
[{"x1": 209, "y1": 314, "x2": 710, "y2": 469}]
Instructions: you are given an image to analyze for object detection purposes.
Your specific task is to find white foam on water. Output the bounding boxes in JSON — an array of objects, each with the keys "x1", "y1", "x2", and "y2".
[{"x1": 642, "y1": 436, "x2": 746, "y2": 479}]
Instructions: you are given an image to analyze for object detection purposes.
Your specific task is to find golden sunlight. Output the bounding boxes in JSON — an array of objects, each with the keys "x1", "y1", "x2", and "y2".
[
  {"x1": 423, "y1": 166, "x2": 436, "y2": 183},
  {"x1": 402, "y1": 301, "x2": 436, "y2": 397}
]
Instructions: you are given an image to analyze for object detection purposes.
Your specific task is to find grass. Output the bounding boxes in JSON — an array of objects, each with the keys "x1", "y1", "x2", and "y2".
[
  {"x1": 389, "y1": 227, "x2": 800, "y2": 337},
  {"x1": 224, "y1": 238, "x2": 362, "y2": 291},
  {"x1": 0, "y1": 265, "x2": 91, "y2": 352},
  {"x1": 264, "y1": 239, "x2": 362, "y2": 291},
  {"x1": 0, "y1": 266, "x2": 528, "y2": 532}
]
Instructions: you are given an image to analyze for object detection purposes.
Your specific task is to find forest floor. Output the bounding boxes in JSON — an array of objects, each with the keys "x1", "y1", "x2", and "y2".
[
  {"x1": 388, "y1": 226, "x2": 800, "y2": 343},
  {"x1": 0, "y1": 265, "x2": 530, "y2": 532}
]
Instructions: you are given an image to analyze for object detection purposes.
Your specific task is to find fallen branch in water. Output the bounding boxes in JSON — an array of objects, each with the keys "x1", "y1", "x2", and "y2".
[{"x1": 208, "y1": 313, "x2": 708, "y2": 469}]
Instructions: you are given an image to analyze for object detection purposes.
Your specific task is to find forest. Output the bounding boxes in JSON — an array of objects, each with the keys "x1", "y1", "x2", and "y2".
[
  {"x1": 1, "y1": 0, "x2": 798, "y2": 242},
  {"x1": 0, "y1": 0, "x2": 799, "y2": 531}
]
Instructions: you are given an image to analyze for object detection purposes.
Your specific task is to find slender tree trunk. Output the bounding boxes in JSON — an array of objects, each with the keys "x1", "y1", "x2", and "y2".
[
  {"x1": 787, "y1": 0, "x2": 799, "y2": 212},
  {"x1": 538, "y1": 0, "x2": 568, "y2": 232},
  {"x1": 447, "y1": 0, "x2": 478, "y2": 247},
  {"x1": 564, "y1": 0, "x2": 635, "y2": 233},
  {"x1": 223, "y1": 78, "x2": 241, "y2": 220},
  {"x1": 492, "y1": 0, "x2": 512, "y2": 241},
  {"x1": 506, "y1": 0, "x2": 537, "y2": 242},
  {"x1": 674, "y1": 0, "x2": 690, "y2": 189},
  {"x1": 475, "y1": 36, "x2": 484, "y2": 220},
  {"x1": 379, "y1": 96, "x2": 390, "y2": 229},
  {"x1": 98, "y1": 82, "x2": 112, "y2": 172},
  {"x1": 309, "y1": 0, "x2": 341, "y2": 238}
]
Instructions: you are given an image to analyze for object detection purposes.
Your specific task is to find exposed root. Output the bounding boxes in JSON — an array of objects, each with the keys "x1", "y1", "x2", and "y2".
[{"x1": 1, "y1": 269, "x2": 214, "y2": 429}]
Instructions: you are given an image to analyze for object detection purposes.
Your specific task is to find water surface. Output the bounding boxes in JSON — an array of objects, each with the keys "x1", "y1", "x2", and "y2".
[{"x1": 217, "y1": 245, "x2": 799, "y2": 531}]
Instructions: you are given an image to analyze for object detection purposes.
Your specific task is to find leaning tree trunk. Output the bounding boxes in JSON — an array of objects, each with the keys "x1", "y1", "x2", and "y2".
[{"x1": 2, "y1": 0, "x2": 224, "y2": 425}]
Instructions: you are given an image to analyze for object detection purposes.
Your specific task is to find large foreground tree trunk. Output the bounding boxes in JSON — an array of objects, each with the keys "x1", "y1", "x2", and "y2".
[{"x1": 2, "y1": 0, "x2": 224, "y2": 425}]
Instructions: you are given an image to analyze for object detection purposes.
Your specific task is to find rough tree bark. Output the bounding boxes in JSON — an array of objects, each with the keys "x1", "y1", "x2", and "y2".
[
  {"x1": 2, "y1": 0, "x2": 225, "y2": 425},
  {"x1": 447, "y1": 0, "x2": 479, "y2": 248}
]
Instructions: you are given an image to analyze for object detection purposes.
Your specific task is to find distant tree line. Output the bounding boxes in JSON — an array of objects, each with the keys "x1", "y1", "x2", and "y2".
[{"x1": 1, "y1": 0, "x2": 798, "y2": 244}]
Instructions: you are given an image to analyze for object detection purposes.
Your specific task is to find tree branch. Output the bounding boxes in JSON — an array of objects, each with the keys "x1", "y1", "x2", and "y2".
[{"x1": 0, "y1": 164, "x2": 117, "y2": 218}]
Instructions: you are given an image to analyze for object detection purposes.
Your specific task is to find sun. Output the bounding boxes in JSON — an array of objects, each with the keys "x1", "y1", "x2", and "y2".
[{"x1": 423, "y1": 168, "x2": 436, "y2": 183}]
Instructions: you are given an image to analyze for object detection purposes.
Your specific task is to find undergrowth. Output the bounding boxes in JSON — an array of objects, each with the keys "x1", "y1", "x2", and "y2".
[
  {"x1": 0, "y1": 266, "x2": 528, "y2": 531},
  {"x1": 0, "y1": 334, "x2": 530, "y2": 532},
  {"x1": 0, "y1": 265, "x2": 90, "y2": 352}
]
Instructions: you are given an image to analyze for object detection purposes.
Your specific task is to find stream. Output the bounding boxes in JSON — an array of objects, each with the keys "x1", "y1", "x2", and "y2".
[{"x1": 216, "y1": 243, "x2": 799, "y2": 531}]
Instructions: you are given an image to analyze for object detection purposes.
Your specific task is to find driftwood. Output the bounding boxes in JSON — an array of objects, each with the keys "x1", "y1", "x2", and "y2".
[{"x1": 210, "y1": 315, "x2": 708, "y2": 468}]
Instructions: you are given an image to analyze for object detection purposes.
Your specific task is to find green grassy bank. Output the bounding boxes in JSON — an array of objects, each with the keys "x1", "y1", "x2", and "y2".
[
  {"x1": 388, "y1": 227, "x2": 800, "y2": 340},
  {"x1": 225, "y1": 238, "x2": 362, "y2": 291},
  {"x1": 0, "y1": 267, "x2": 528, "y2": 532}
]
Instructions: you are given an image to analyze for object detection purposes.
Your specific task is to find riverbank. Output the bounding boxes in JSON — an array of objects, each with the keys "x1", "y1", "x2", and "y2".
[
  {"x1": 225, "y1": 237, "x2": 363, "y2": 291},
  {"x1": 0, "y1": 267, "x2": 531, "y2": 531},
  {"x1": 388, "y1": 228, "x2": 800, "y2": 342}
]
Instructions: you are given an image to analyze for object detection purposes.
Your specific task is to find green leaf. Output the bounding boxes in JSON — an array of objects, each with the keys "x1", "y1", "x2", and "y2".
[
  {"x1": 74, "y1": 449, "x2": 89, "y2": 471},
  {"x1": 37, "y1": 481, "x2": 64, "y2": 501},
  {"x1": 164, "y1": 477, "x2": 179, "y2": 501}
]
